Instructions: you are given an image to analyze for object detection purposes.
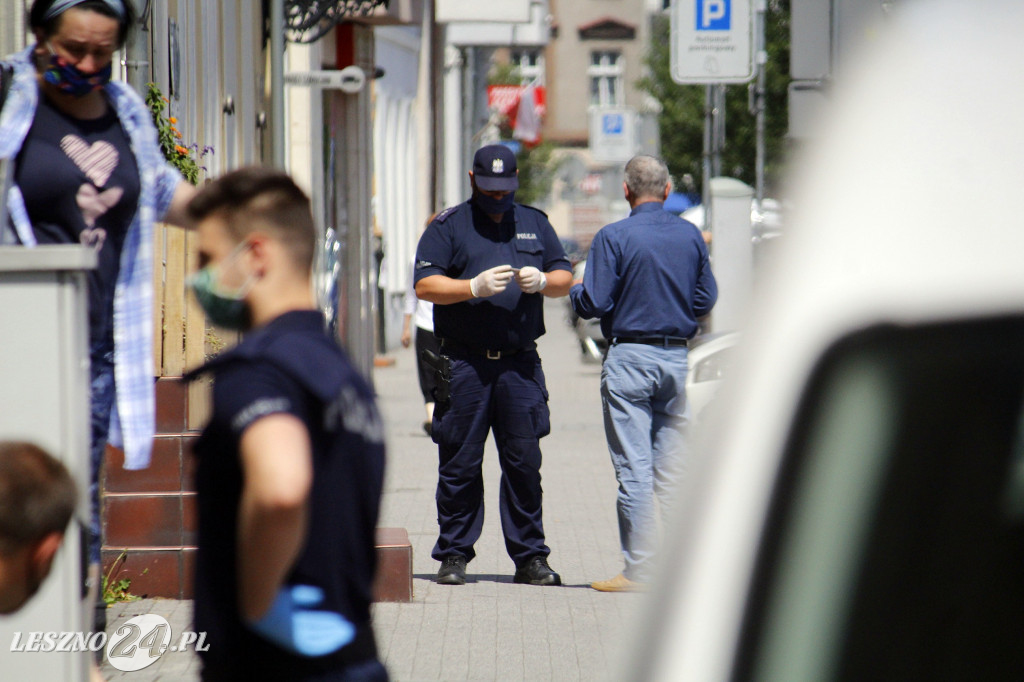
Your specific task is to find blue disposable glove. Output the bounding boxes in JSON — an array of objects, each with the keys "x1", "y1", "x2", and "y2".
[{"x1": 247, "y1": 584, "x2": 355, "y2": 657}]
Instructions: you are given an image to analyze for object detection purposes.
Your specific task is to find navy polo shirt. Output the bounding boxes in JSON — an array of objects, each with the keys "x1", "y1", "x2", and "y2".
[
  {"x1": 414, "y1": 200, "x2": 571, "y2": 350},
  {"x1": 188, "y1": 310, "x2": 385, "y2": 677},
  {"x1": 569, "y1": 201, "x2": 717, "y2": 339}
]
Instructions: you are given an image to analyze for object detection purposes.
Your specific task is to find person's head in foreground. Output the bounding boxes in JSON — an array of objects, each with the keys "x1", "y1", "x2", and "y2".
[
  {"x1": 186, "y1": 166, "x2": 317, "y2": 332},
  {"x1": 0, "y1": 441, "x2": 76, "y2": 615}
]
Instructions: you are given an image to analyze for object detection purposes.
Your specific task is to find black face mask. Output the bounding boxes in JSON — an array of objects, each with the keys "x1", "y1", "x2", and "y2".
[{"x1": 473, "y1": 191, "x2": 514, "y2": 215}]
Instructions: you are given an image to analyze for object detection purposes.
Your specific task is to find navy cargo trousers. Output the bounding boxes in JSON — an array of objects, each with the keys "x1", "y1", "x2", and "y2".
[{"x1": 430, "y1": 349, "x2": 552, "y2": 567}]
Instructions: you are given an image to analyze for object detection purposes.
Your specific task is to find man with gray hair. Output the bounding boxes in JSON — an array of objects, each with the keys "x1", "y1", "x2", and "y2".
[{"x1": 570, "y1": 155, "x2": 717, "y2": 592}]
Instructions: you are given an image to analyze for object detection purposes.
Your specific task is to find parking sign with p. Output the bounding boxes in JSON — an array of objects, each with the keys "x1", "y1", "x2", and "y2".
[
  {"x1": 671, "y1": 0, "x2": 753, "y2": 83},
  {"x1": 697, "y1": 0, "x2": 730, "y2": 30}
]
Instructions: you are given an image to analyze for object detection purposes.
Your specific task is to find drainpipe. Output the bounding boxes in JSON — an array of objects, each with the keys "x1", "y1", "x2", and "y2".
[
  {"x1": 270, "y1": 0, "x2": 286, "y2": 168},
  {"x1": 124, "y1": 0, "x2": 152, "y2": 93}
]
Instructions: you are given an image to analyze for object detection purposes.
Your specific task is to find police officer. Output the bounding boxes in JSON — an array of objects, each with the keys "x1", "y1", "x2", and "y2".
[
  {"x1": 415, "y1": 145, "x2": 573, "y2": 586},
  {"x1": 185, "y1": 167, "x2": 388, "y2": 681}
]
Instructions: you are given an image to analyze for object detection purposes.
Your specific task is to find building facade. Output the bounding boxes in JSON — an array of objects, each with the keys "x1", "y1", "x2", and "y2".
[{"x1": 545, "y1": 0, "x2": 651, "y2": 146}]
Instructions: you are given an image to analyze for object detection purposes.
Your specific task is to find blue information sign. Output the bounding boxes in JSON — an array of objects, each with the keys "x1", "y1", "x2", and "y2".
[{"x1": 602, "y1": 114, "x2": 624, "y2": 135}]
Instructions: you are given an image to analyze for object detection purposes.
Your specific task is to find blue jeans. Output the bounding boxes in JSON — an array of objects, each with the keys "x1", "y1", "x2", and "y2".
[
  {"x1": 601, "y1": 343, "x2": 690, "y2": 582},
  {"x1": 89, "y1": 349, "x2": 116, "y2": 565}
]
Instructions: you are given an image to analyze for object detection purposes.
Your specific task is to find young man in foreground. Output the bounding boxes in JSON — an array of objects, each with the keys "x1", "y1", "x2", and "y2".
[{"x1": 186, "y1": 167, "x2": 387, "y2": 681}]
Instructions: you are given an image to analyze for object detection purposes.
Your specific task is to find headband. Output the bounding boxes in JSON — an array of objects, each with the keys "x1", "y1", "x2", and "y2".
[{"x1": 43, "y1": 0, "x2": 127, "y2": 23}]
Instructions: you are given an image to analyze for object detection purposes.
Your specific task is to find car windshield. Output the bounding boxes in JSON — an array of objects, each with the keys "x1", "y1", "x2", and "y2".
[{"x1": 737, "y1": 316, "x2": 1024, "y2": 681}]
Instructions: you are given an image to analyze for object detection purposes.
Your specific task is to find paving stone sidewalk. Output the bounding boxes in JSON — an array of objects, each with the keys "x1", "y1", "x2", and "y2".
[{"x1": 101, "y1": 299, "x2": 645, "y2": 681}]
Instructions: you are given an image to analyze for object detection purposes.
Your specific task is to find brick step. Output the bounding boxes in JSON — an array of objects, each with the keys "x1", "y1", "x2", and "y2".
[
  {"x1": 102, "y1": 528, "x2": 413, "y2": 602},
  {"x1": 101, "y1": 378, "x2": 413, "y2": 603},
  {"x1": 372, "y1": 527, "x2": 413, "y2": 602}
]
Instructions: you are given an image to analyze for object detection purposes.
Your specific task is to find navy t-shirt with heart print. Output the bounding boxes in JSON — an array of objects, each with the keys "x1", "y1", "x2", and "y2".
[{"x1": 16, "y1": 93, "x2": 141, "y2": 352}]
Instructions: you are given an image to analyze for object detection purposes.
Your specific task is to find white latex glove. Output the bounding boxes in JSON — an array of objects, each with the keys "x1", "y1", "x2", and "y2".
[
  {"x1": 515, "y1": 266, "x2": 547, "y2": 294},
  {"x1": 470, "y1": 264, "x2": 514, "y2": 298}
]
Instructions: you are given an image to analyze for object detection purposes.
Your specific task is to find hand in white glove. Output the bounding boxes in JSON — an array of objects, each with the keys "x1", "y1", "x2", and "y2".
[
  {"x1": 515, "y1": 266, "x2": 547, "y2": 294},
  {"x1": 470, "y1": 264, "x2": 514, "y2": 298}
]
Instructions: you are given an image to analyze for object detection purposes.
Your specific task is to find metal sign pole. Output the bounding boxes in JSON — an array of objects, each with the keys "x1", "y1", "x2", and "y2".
[
  {"x1": 754, "y1": 0, "x2": 766, "y2": 204},
  {"x1": 271, "y1": 0, "x2": 286, "y2": 168},
  {"x1": 702, "y1": 84, "x2": 712, "y2": 230},
  {"x1": 671, "y1": 0, "x2": 757, "y2": 229}
]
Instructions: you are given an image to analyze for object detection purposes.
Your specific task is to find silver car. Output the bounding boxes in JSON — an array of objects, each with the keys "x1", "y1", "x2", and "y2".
[
  {"x1": 685, "y1": 332, "x2": 739, "y2": 422},
  {"x1": 567, "y1": 259, "x2": 606, "y2": 363},
  {"x1": 626, "y1": 5, "x2": 1024, "y2": 680}
]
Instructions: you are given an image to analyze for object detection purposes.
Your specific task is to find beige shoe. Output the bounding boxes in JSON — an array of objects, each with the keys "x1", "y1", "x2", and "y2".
[{"x1": 590, "y1": 574, "x2": 646, "y2": 592}]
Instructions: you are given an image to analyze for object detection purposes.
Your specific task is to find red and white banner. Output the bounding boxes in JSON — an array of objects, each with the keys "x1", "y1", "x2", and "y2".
[
  {"x1": 512, "y1": 87, "x2": 541, "y2": 145},
  {"x1": 487, "y1": 85, "x2": 546, "y2": 145}
]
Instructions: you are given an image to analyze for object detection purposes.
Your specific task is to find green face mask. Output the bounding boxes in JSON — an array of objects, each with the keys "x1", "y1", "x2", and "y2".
[{"x1": 187, "y1": 243, "x2": 255, "y2": 331}]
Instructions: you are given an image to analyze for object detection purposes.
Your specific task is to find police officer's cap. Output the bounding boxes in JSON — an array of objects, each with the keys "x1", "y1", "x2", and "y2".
[{"x1": 472, "y1": 145, "x2": 519, "y2": 192}]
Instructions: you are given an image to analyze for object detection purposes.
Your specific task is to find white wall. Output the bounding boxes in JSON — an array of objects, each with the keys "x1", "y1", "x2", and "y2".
[
  {"x1": 0, "y1": 2, "x2": 29, "y2": 57},
  {"x1": 285, "y1": 42, "x2": 323, "y2": 200},
  {"x1": 374, "y1": 26, "x2": 425, "y2": 348}
]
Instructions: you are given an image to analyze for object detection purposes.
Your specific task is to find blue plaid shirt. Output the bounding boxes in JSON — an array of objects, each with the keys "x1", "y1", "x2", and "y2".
[{"x1": 0, "y1": 47, "x2": 184, "y2": 469}]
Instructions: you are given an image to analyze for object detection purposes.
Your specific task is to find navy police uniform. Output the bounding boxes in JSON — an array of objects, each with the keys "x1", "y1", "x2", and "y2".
[
  {"x1": 187, "y1": 311, "x2": 387, "y2": 681},
  {"x1": 415, "y1": 200, "x2": 571, "y2": 567}
]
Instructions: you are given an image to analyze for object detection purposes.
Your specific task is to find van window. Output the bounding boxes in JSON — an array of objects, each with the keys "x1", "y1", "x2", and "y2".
[{"x1": 737, "y1": 318, "x2": 1024, "y2": 681}]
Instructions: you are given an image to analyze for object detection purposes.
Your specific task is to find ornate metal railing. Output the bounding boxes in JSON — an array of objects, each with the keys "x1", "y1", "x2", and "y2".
[{"x1": 284, "y1": 0, "x2": 391, "y2": 43}]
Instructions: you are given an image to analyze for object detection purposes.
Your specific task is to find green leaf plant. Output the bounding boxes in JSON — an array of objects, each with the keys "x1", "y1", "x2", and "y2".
[{"x1": 145, "y1": 82, "x2": 213, "y2": 185}]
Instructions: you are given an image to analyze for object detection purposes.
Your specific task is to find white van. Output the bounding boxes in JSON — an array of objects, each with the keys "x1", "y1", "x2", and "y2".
[{"x1": 628, "y1": 3, "x2": 1024, "y2": 680}]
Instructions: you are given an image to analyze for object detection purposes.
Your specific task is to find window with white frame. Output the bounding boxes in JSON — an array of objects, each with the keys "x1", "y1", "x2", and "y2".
[
  {"x1": 589, "y1": 50, "x2": 623, "y2": 107},
  {"x1": 511, "y1": 49, "x2": 545, "y2": 86}
]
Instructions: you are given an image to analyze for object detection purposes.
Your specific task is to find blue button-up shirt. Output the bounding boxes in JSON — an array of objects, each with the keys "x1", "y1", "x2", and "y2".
[
  {"x1": 569, "y1": 201, "x2": 717, "y2": 340},
  {"x1": 1, "y1": 46, "x2": 184, "y2": 469}
]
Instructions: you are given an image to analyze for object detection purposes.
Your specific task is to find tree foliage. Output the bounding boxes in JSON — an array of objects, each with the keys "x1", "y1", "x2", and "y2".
[
  {"x1": 514, "y1": 142, "x2": 560, "y2": 207},
  {"x1": 639, "y1": 1, "x2": 791, "y2": 195}
]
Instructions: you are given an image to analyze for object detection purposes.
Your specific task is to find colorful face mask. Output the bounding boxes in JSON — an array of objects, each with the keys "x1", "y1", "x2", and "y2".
[
  {"x1": 187, "y1": 242, "x2": 256, "y2": 331},
  {"x1": 43, "y1": 44, "x2": 112, "y2": 97}
]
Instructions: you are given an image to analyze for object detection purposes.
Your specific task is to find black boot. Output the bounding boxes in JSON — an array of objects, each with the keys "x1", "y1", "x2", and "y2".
[{"x1": 514, "y1": 556, "x2": 561, "y2": 586}]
